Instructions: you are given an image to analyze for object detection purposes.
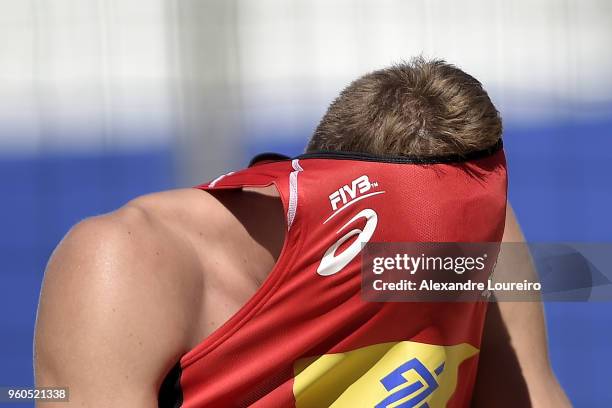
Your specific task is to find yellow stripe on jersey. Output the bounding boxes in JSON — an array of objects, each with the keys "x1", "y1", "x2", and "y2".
[{"x1": 293, "y1": 341, "x2": 478, "y2": 408}]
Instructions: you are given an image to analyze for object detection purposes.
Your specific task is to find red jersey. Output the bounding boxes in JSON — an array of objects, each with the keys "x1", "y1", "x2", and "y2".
[{"x1": 158, "y1": 142, "x2": 507, "y2": 408}]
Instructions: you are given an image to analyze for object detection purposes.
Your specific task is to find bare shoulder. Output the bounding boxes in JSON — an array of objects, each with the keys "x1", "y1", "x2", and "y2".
[
  {"x1": 34, "y1": 188, "x2": 218, "y2": 405},
  {"x1": 42, "y1": 188, "x2": 214, "y2": 314},
  {"x1": 35, "y1": 186, "x2": 285, "y2": 405}
]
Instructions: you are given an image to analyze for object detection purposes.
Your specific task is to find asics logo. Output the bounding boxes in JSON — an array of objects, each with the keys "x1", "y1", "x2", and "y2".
[{"x1": 316, "y1": 208, "x2": 378, "y2": 276}]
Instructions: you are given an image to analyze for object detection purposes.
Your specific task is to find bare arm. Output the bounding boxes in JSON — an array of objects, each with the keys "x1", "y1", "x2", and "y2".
[
  {"x1": 471, "y1": 204, "x2": 572, "y2": 407},
  {"x1": 35, "y1": 201, "x2": 203, "y2": 407}
]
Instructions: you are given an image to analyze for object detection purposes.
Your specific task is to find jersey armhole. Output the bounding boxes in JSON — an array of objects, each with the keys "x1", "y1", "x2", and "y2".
[{"x1": 180, "y1": 179, "x2": 304, "y2": 367}]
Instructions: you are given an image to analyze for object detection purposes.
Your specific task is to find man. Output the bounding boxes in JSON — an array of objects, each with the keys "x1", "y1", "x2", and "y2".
[{"x1": 35, "y1": 59, "x2": 570, "y2": 407}]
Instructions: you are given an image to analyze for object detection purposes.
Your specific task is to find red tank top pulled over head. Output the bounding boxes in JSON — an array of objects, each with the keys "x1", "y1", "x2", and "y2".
[{"x1": 159, "y1": 142, "x2": 507, "y2": 408}]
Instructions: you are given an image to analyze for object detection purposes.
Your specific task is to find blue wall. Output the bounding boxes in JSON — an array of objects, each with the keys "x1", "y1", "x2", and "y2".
[
  {"x1": 0, "y1": 144, "x2": 176, "y2": 404},
  {"x1": 504, "y1": 119, "x2": 612, "y2": 407}
]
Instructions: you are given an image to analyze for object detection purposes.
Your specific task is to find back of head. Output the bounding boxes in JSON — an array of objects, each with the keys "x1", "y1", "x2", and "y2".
[{"x1": 307, "y1": 58, "x2": 502, "y2": 157}]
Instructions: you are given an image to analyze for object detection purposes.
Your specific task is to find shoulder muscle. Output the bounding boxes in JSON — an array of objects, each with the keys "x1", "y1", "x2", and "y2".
[{"x1": 35, "y1": 199, "x2": 203, "y2": 406}]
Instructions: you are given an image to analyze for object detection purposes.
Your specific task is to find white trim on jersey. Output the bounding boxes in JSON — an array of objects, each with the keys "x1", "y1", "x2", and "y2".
[
  {"x1": 209, "y1": 171, "x2": 235, "y2": 188},
  {"x1": 287, "y1": 159, "x2": 303, "y2": 230}
]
